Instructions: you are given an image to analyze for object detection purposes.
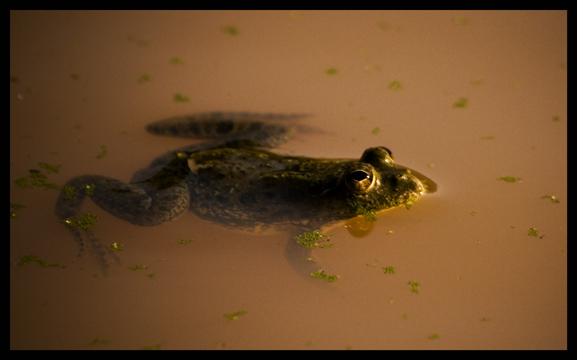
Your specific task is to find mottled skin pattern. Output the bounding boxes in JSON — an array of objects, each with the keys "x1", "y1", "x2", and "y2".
[{"x1": 55, "y1": 112, "x2": 430, "y2": 274}]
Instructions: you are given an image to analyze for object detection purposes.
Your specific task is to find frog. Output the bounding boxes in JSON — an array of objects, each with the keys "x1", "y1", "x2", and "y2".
[{"x1": 55, "y1": 112, "x2": 435, "y2": 275}]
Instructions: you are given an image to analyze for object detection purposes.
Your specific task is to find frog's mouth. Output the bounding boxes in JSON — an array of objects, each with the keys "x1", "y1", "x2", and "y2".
[{"x1": 397, "y1": 166, "x2": 437, "y2": 194}]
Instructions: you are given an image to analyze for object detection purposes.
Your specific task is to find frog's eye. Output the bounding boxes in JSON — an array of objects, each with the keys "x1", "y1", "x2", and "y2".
[
  {"x1": 345, "y1": 169, "x2": 376, "y2": 194},
  {"x1": 378, "y1": 146, "x2": 393, "y2": 159}
]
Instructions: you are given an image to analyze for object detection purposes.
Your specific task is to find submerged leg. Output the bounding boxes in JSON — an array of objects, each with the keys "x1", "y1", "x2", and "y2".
[
  {"x1": 55, "y1": 174, "x2": 190, "y2": 273},
  {"x1": 284, "y1": 227, "x2": 339, "y2": 284},
  {"x1": 146, "y1": 112, "x2": 310, "y2": 147}
]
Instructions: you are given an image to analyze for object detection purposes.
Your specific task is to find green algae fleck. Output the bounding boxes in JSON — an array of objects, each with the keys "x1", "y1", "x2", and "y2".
[
  {"x1": 540, "y1": 195, "x2": 560, "y2": 203},
  {"x1": 14, "y1": 166, "x2": 64, "y2": 191},
  {"x1": 14, "y1": 177, "x2": 28, "y2": 189},
  {"x1": 295, "y1": 230, "x2": 332, "y2": 249},
  {"x1": 408, "y1": 280, "x2": 420, "y2": 293},
  {"x1": 453, "y1": 97, "x2": 469, "y2": 108},
  {"x1": 498, "y1": 176, "x2": 520, "y2": 183},
  {"x1": 310, "y1": 270, "x2": 339, "y2": 282},
  {"x1": 170, "y1": 57, "x2": 186, "y2": 65},
  {"x1": 89, "y1": 338, "x2": 111, "y2": 346},
  {"x1": 96, "y1": 146, "x2": 108, "y2": 159},
  {"x1": 129, "y1": 264, "x2": 148, "y2": 270},
  {"x1": 324, "y1": 67, "x2": 338, "y2": 76},
  {"x1": 404, "y1": 197, "x2": 416, "y2": 210},
  {"x1": 224, "y1": 309, "x2": 248, "y2": 321},
  {"x1": 222, "y1": 25, "x2": 240, "y2": 36},
  {"x1": 10, "y1": 203, "x2": 25, "y2": 219},
  {"x1": 64, "y1": 213, "x2": 99, "y2": 229},
  {"x1": 173, "y1": 93, "x2": 189, "y2": 102},
  {"x1": 354, "y1": 206, "x2": 376, "y2": 222},
  {"x1": 382, "y1": 266, "x2": 395, "y2": 274},
  {"x1": 17, "y1": 254, "x2": 65, "y2": 268},
  {"x1": 83, "y1": 184, "x2": 95, "y2": 195},
  {"x1": 109, "y1": 242, "x2": 123, "y2": 252},
  {"x1": 62, "y1": 185, "x2": 76, "y2": 200},
  {"x1": 528, "y1": 228, "x2": 539, "y2": 237},
  {"x1": 377, "y1": 21, "x2": 389, "y2": 31},
  {"x1": 388, "y1": 81, "x2": 402, "y2": 90},
  {"x1": 453, "y1": 16, "x2": 468, "y2": 25},
  {"x1": 138, "y1": 73, "x2": 152, "y2": 83},
  {"x1": 38, "y1": 162, "x2": 60, "y2": 173},
  {"x1": 178, "y1": 239, "x2": 193, "y2": 244}
]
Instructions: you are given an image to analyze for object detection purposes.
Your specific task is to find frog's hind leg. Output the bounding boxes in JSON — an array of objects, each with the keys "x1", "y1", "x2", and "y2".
[
  {"x1": 146, "y1": 112, "x2": 310, "y2": 147},
  {"x1": 55, "y1": 174, "x2": 190, "y2": 273}
]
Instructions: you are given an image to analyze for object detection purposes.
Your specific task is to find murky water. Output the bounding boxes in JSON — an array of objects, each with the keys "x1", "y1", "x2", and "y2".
[{"x1": 10, "y1": 10, "x2": 566, "y2": 349}]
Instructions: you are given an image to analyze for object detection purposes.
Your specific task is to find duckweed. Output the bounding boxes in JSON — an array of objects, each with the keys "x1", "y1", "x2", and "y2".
[
  {"x1": 63, "y1": 185, "x2": 76, "y2": 200},
  {"x1": 388, "y1": 81, "x2": 402, "y2": 90},
  {"x1": 64, "y1": 213, "x2": 99, "y2": 229},
  {"x1": 224, "y1": 309, "x2": 248, "y2": 321},
  {"x1": 324, "y1": 67, "x2": 338, "y2": 75},
  {"x1": 294, "y1": 230, "x2": 332, "y2": 249},
  {"x1": 453, "y1": 97, "x2": 469, "y2": 108},
  {"x1": 10, "y1": 203, "x2": 25, "y2": 219},
  {"x1": 38, "y1": 162, "x2": 60, "y2": 173},
  {"x1": 310, "y1": 270, "x2": 339, "y2": 282},
  {"x1": 222, "y1": 25, "x2": 240, "y2": 36},
  {"x1": 96, "y1": 146, "x2": 108, "y2": 159},
  {"x1": 109, "y1": 242, "x2": 123, "y2": 252},
  {"x1": 405, "y1": 197, "x2": 416, "y2": 210},
  {"x1": 498, "y1": 176, "x2": 520, "y2": 183},
  {"x1": 170, "y1": 57, "x2": 185, "y2": 65},
  {"x1": 354, "y1": 206, "x2": 377, "y2": 222},
  {"x1": 129, "y1": 264, "x2": 148, "y2": 270},
  {"x1": 408, "y1": 280, "x2": 420, "y2": 293},
  {"x1": 173, "y1": 93, "x2": 189, "y2": 102},
  {"x1": 382, "y1": 266, "x2": 395, "y2": 274},
  {"x1": 540, "y1": 195, "x2": 559, "y2": 203},
  {"x1": 17, "y1": 254, "x2": 65, "y2": 268},
  {"x1": 89, "y1": 338, "x2": 110, "y2": 346},
  {"x1": 138, "y1": 73, "x2": 152, "y2": 83}
]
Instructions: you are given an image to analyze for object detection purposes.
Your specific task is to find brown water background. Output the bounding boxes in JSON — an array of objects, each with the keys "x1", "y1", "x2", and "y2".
[{"x1": 10, "y1": 10, "x2": 566, "y2": 350}]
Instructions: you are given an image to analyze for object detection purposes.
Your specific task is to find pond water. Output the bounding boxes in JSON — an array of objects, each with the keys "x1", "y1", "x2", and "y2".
[{"x1": 10, "y1": 10, "x2": 566, "y2": 350}]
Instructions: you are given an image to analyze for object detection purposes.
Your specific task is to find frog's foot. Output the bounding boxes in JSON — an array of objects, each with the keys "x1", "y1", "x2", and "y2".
[
  {"x1": 67, "y1": 225, "x2": 120, "y2": 275},
  {"x1": 55, "y1": 174, "x2": 190, "y2": 273}
]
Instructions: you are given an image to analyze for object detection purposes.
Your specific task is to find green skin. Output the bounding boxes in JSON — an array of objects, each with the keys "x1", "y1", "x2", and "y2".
[{"x1": 55, "y1": 112, "x2": 429, "y2": 273}]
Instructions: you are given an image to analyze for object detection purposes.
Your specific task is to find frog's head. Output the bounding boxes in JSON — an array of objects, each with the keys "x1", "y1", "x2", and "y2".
[{"x1": 341, "y1": 146, "x2": 426, "y2": 217}]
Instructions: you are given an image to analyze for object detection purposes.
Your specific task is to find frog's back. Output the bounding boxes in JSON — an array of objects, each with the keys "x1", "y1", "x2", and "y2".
[{"x1": 131, "y1": 112, "x2": 310, "y2": 183}]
